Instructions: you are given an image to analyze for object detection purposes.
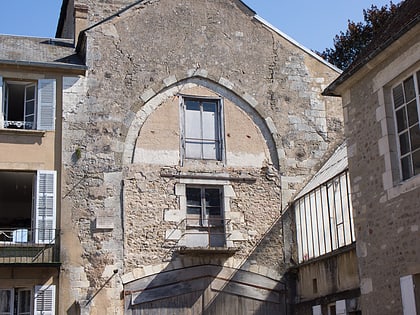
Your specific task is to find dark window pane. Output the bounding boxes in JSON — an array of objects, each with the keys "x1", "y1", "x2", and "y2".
[
  {"x1": 186, "y1": 188, "x2": 201, "y2": 206},
  {"x1": 404, "y1": 76, "x2": 416, "y2": 102},
  {"x1": 26, "y1": 85, "x2": 35, "y2": 100},
  {"x1": 208, "y1": 206, "x2": 221, "y2": 216},
  {"x1": 0, "y1": 290, "x2": 11, "y2": 312},
  {"x1": 413, "y1": 150, "x2": 420, "y2": 176},
  {"x1": 187, "y1": 206, "x2": 201, "y2": 215},
  {"x1": 417, "y1": 71, "x2": 420, "y2": 92},
  {"x1": 202, "y1": 101, "x2": 217, "y2": 113},
  {"x1": 410, "y1": 125, "x2": 420, "y2": 151},
  {"x1": 396, "y1": 108, "x2": 407, "y2": 132},
  {"x1": 401, "y1": 156, "x2": 412, "y2": 180},
  {"x1": 393, "y1": 84, "x2": 404, "y2": 108},
  {"x1": 185, "y1": 100, "x2": 200, "y2": 111},
  {"x1": 399, "y1": 132, "x2": 410, "y2": 155},
  {"x1": 26, "y1": 100, "x2": 35, "y2": 115},
  {"x1": 205, "y1": 189, "x2": 220, "y2": 207},
  {"x1": 407, "y1": 100, "x2": 419, "y2": 126}
]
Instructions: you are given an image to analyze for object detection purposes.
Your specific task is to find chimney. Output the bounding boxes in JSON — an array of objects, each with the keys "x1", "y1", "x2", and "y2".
[{"x1": 74, "y1": 4, "x2": 88, "y2": 46}]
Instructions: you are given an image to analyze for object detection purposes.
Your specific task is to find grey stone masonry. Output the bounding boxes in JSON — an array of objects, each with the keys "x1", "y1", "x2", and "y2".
[{"x1": 60, "y1": 0, "x2": 343, "y2": 313}]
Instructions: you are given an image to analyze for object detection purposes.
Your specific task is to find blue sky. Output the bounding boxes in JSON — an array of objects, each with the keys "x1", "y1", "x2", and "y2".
[{"x1": 0, "y1": 0, "x2": 395, "y2": 52}]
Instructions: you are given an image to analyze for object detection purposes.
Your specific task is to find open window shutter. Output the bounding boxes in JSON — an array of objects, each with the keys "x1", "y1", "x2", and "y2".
[
  {"x1": 34, "y1": 171, "x2": 57, "y2": 244},
  {"x1": 37, "y1": 79, "x2": 56, "y2": 131},
  {"x1": 34, "y1": 285, "x2": 55, "y2": 315},
  {"x1": 400, "y1": 275, "x2": 417, "y2": 315},
  {"x1": 336, "y1": 299, "x2": 347, "y2": 315},
  {"x1": 24, "y1": 83, "x2": 36, "y2": 130}
]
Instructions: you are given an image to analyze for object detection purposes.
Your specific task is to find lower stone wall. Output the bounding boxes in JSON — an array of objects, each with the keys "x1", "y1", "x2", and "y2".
[{"x1": 122, "y1": 164, "x2": 286, "y2": 273}]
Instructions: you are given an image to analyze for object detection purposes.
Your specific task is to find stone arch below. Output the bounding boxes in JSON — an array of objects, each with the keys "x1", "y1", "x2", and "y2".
[
  {"x1": 123, "y1": 76, "x2": 279, "y2": 169},
  {"x1": 123, "y1": 263, "x2": 286, "y2": 312}
]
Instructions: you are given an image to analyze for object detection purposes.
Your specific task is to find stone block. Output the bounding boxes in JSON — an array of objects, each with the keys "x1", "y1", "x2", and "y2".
[
  {"x1": 165, "y1": 229, "x2": 182, "y2": 240},
  {"x1": 164, "y1": 210, "x2": 182, "y2": 222},
  {"x1": 141, "y1": 88, "x2": 156, "y2": 102}
]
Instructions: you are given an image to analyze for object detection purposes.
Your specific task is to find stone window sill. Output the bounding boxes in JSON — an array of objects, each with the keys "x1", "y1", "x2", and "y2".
[
  {"x1": 0, "y1": 128, "x2": 46, "y2": 137},
  {"x1": 177, "y1": 246, "x2": 238, "y2": 255}
]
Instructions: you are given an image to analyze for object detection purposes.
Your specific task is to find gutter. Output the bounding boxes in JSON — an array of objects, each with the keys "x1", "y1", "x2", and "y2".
[{"x1": 0, "y1": 59, "x2": 87, "y2": 73}]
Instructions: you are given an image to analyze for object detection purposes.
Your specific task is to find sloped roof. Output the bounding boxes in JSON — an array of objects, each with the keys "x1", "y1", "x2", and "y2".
[
  {"x1": 324, "y1": 0, "x2": 420, "y2": 95},
  {"x1": 0, "y1": 35, "x2": 86, "y2": 71},
  {"x1": 294, "y1": 141, "x2": 348, "y2": 200}
]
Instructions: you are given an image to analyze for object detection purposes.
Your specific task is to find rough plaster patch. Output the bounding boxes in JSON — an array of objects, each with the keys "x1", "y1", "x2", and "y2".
[
  {"x1": 360, "y1": 278, "x2": 373, "y2": 294},
  {"x1": 356, "y1": 241, "x2": 367, "y2": 258}
]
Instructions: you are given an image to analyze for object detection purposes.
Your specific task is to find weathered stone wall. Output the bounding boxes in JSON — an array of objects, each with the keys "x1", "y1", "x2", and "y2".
[
  {"x1": 60, "y1": 0, "x2": 343, "y2": 313},
  {"x1": 342, "y1": 28, "x2": 420, "y2": 314}
]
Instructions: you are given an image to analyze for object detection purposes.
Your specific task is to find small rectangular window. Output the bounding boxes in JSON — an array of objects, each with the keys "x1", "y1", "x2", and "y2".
[
  {"x1": 181, "y1": 96, "x2": 223, "y2": 161},
  {"x1": 1, "y1": 77, "x2": 56, "y2": 131},
  {"x1": 185, "y1": 186, "x2": 225, "y2": 248},
  {"x1": 186, "y1": 186, "x2": 222, "y2": 227},
  {"x1": 392, "y1": 71, "x2": 420, "y2": 180}
]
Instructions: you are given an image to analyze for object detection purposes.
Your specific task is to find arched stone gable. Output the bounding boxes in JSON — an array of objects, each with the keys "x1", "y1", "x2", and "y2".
[{"x1": 123, "y1": 74, "x2": 280, "y2": 170}]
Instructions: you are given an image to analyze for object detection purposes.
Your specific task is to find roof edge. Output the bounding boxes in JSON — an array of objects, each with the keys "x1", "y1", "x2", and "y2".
[
  {"x1": 0, "y1": 59, "x2": 87, "y2": 73},
  {"x1": 254, "y1": 16, "x2": 342, "y2": 74}
]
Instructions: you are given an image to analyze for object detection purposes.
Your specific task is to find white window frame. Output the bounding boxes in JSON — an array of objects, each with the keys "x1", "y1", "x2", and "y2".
[
  {"x1": 391, "y1": 70, "x2": 420, "y2": 181},
  {"x1": 0, "y1": 287, "x2": 37, "y2": 315},
  {"x1": 186, "y1": 186, "x2": 223, "y2": 227},
  {"x1": 179, "y1": 95, "x2": 224, "y2": 161},
  {"x1": 0, "y1": 77, "x2": 56, "y2": 131}
]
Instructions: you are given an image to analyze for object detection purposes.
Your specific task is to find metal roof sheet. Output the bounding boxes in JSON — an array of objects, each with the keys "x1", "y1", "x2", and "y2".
[{"x1": 295, "y1": 141, "x2": 348, "y2": 200}]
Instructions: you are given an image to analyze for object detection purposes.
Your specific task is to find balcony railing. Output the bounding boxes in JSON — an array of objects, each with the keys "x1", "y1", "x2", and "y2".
[
  {"x1": 3, "y1": 120, "x2": 34, "y2": 129},
  {"x1": 0, "y1": 228, "x2": 60, "y2": 264}
]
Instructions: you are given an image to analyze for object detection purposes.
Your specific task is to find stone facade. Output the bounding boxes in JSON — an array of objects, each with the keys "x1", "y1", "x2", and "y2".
[
  {"x1": 57, "y1": 0, "x2": 344, "y2": 313},
  {"x1": 325, "y1": 1, "x2": 420, "y2": 313}
]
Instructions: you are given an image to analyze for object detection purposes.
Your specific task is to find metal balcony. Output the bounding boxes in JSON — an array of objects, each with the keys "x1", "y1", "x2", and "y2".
[{"x1": 0, "y1": 228, "x2": 60, "y2": 264}]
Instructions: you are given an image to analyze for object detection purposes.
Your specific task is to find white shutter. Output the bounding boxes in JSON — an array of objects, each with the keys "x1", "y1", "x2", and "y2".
[
  {"x1": 336, "y1": 299, "x2": 347, "y2": 315},
  {"x1": 34, "y1": 285, "x2": 55, "y2": 315},
  {"x1": 400, "y1": 275, "x2": 417, "y2": 315},
  {"x1": 312, "y1": 305, "x2": 322, "y2": 315},
  {"x1": 0, "y1": 76, "x2": 3, "y2": 128},
  {"x1": 34, "y1": 171, "x2": 57, "y2": 244},
  {"x1": 37, "y1": 79, "x2": 56, "y2": 131}
]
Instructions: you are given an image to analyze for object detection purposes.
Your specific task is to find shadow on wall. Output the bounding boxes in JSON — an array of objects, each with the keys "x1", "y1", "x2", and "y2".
[{"x1": 123, "y1": 207, "x2": 296, "y2": 315}]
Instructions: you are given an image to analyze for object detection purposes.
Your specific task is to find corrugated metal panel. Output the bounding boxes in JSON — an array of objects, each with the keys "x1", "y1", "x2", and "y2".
[{"x1": 295, "y1": 142, "x2": 348, "y2": 200}]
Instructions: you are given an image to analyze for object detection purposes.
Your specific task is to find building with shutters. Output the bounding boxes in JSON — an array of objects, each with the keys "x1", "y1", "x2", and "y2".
[
  {"x1": 324, "y1": 0, "x2": 420, "y2": 313},
  {"x1": 0, "y1": 36, "x2": 85, "y2": 314}
]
